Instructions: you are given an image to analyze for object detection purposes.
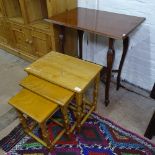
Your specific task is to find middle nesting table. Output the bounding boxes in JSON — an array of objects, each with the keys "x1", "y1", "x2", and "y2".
[{"x1": 25, "y1": 51, "x2": 103, "y2": 130}]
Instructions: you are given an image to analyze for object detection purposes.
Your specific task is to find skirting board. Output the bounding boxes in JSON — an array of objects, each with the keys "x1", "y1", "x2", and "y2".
[{"x1": 0, "y1": 43, "x2": 37, "y2": 62}]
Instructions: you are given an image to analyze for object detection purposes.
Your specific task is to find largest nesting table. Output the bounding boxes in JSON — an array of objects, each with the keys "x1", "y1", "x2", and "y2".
[{"x1": 25, "y1": 51, "x2": 103, "y2": 130}]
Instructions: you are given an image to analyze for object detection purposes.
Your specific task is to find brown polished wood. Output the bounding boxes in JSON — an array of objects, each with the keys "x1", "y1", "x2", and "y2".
[
  {"x1": 49, "y1": 7, "x2": 145, "y2": 39},
  {"x1": 48, "y1": 7, "x2": 145, "y2": 106},
  {"x1": 117, "y1": 37, "x2": 129, "y2": 90},
  {"x1": 105, "y1": 38, "x2": 115, "y2": 106},
  {"x1": 78, "y1": 29, "x2": 84, "y2": 59}
]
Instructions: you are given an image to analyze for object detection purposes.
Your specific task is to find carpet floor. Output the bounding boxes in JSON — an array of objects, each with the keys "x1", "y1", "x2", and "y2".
[{"x1": 0, "y1": 111, "x2": 155, "y2": 155}]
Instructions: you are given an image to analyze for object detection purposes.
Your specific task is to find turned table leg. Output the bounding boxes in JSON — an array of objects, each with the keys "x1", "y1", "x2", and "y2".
[
  {"x1": 78, "y1": 30, "x2": 84, "y2": 59},
  {"x1": 93, "y1": 73, "x2": 100, "y2": 110},
  {"x1": 105, "y1": 38, "x2": 115, "y2": 106},
  {"x1": 117, "y1": 37, "x2": 129, "y2": 90},
  {"x1": 61, "y1": 106, "x2": 70, "y2": 135},
  {"x1": 76, "y1": 93, "x2": 83, "y2": 131},
  {"x1": 40, "y1": 122, "x2": 52, "y2": 149},
  {"x1": 17, "y1": 110, "x2": 29, "y2": 133}
]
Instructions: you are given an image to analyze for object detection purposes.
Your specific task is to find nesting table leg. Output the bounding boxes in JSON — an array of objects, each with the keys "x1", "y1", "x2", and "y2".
[
  {"x1": 17, "y1": 110, "x2": 29, "y2": 133},
  {"x1": 61, "y1": 106, "x2": 70, "y2": 135},
  {"x1": 40, "y1": 122, "x2": 52, "y2": 149},
  {"x1": 93, "y1": 73, "x2": 100, "y2": 111},
  {"x1": 76, "y1": 93, "x2": 83, "y2": 131}
]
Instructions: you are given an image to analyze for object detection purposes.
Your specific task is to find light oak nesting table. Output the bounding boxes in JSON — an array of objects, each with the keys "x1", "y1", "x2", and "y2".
[{"x1": 25, "y1": 51, "x2": 103, "y2": 130}]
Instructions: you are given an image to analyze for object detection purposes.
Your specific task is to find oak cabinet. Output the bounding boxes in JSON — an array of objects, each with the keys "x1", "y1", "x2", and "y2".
[
  {"x1": 11, "y1": 23, "x2": 32, "y2": 55},
  {"x1": 10, "y1": 22, "x2": 53, "y2": 58},
  {"x1": 0, "y1": 0, "x2": 5, "y2": 17},
  {"x1": 24, "y1": 0, "x2": 48, "y2": 24},
  {"x1": 31, "y1": 30, "x2": 53, "y2": 57},
  {"x1": 0, "y1": 18, "x2": 6, "y2": 43},
  {"x1": 46, "y1": 0, "x2": 77, "y2": 17},
  {"x1": 0, "y1": 0, "x2": 78, "y2": 61},
  {"x1": 0, "y1": 18, "x2": 10, "y2": 44},
  {"x1": 3, "y1": 0, "x2": 24, "y2": 24}
]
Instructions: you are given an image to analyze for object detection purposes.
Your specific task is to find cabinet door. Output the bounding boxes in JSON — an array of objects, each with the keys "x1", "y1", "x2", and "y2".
[
  {"x1": 11, "y1": 24, "x2": 32, "y2": 55},
  {"x1": 31, "y1": 31, "x2": 52, "y2": 57},
  {"x1": 0, "y1": 18, "x2": 8, "y2": 44},
  {"x1": 46, "y1": 0, "x2": 77, "y2": 17},
  {"x1": 0, "y1": 0, "x2": 5, "y2": 17}
]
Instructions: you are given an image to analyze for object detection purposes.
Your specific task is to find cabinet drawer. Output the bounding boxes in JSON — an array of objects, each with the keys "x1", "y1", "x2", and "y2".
[
  {"x1": 31, "y1": 31, "x2": 47, "y2": 40},
  {"x1": 11, "y1": 23, "x2": 24, "y2": 32},
  {"x1": 0, "y1": 19, "x2": 8, "y2": 44}
]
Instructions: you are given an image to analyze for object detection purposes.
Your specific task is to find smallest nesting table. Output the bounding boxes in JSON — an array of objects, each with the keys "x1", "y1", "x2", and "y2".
[{"x1": 25, "y1": 51, "x2": 103, "y2": 130}]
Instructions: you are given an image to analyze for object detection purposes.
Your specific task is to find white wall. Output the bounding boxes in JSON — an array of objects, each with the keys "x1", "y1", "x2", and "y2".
[{"x1": 78, "y1": 0, "x2": 155, "y2": 91}]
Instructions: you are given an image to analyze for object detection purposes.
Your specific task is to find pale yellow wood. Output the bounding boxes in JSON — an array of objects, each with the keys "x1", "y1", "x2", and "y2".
[
  {"x1": 10, "y1": 23, "x2": 33, "y2": 55},
  {"x1": 25, "y1": 52, "x2": 103, "y2": 93},
  {"x1": 0, "y1": 18, "x2": 8, "y2": 44},
  {"x1": 0, "y1": 0, "x2": 78, "y2": 60},
  {"x1": 66, "y1": 0, "x2": 77, "y2": 10},
  {"x1": 24, "y1": 0, "x2": 48, "y2": 23},
  {"x1": 3, "y1": 0, "x2": 22, "y2": 18},
  {"x1": 46, "y1": 0, "x2": 77, "y2": 17},
  {"x1": 46, "y1": 0, "x2": 66, "y2": 17},
  {"x1": 76, "y1": 93, "x2": 83, "y2": 131},
  {"x1": 26, "y1": 0, "x2": 43, "y2": 22},
  {"x1": 0, "y1": 1, "x2": 3, "y2": 17},
  {"x1": 18, "y1": 0, "x2": 28, "y2": 24},
  {"x1": 20, "y1": 75, "x2": 74, "y2": 106},
  {"x1": 39, "y1": 122, "x2": 52, "y2": 148},
  {"x1": 9, "y1": 89, "x2": 58, "y2": 123},
  {"x1": 30, "y1": 20, "x2": 52, "y2": 32},
  {"x1": 10, "y1": 20, "x2": 53, "y2": 58},
  {"x1": 0, "y1": 0, "x2": 6, "y2": 17},
  {"x1": 31, "y1": 29, "x2": 53, "y2": 57},
  {"x1": 9, "y1": 17, "x2": 24, "y2": 24}
]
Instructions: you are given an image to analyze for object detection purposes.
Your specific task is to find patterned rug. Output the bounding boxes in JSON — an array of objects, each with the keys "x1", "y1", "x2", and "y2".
[{"x1": 0, "y1": 111, "x2": 155, "y2": 155}]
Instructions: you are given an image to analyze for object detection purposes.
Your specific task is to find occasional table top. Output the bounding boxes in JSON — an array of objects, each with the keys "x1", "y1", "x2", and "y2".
[
  {"x1": 48, "y1": 7, "x2": 145, "y2": 39},
  {"x1": 25, "y1": 52, "x2": 102, "y2": 93},
  {"x1": 20, "y1": 75, "x2": 74, "y2": 106},
  {"x1": 9, "y1": 89, "x2": 58, "y2": 123}
]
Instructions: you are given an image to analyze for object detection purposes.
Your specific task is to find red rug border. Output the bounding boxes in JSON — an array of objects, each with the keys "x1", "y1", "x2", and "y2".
[{"x1": 93, "y1": 112, "x2": 155, "y2": 147}]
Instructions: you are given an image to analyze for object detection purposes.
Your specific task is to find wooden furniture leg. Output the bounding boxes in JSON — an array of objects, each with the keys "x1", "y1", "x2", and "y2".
[
  {"x1": 93, "y1": 73, "x2": 100, "y2": 110},
  {"x1": 17, "y1": 110, "x2": 29, "y2": 133},
  {"x1": 105, "y1": 38, "x2": 115, "y2": 106},
  {"x1": 60, "y1": 106, "x2": 70, "y2": 135},
  {"x1": 40, "y1": 122, "x2": 52, "y2": 149},
  {"x1": 78, "y1": 30, "x2": 84, "y2": 59},
  {"x1": 144, "y1": 111, "x2": 155, "y2": 139},
  {"x1": 117, "y1": 37, "x2": 129, "y2": 90},
  {"x1": 76, "y1": 93, "x2": 83, "y2": 131},
  {"x1": 59, "y1": 26, "x2": 65, "y2": 53}
]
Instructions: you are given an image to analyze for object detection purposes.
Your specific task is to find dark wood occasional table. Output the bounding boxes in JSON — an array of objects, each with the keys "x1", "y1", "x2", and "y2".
[{"x1": 47, "y1": 7, "x2": 145, "y2": 106}]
